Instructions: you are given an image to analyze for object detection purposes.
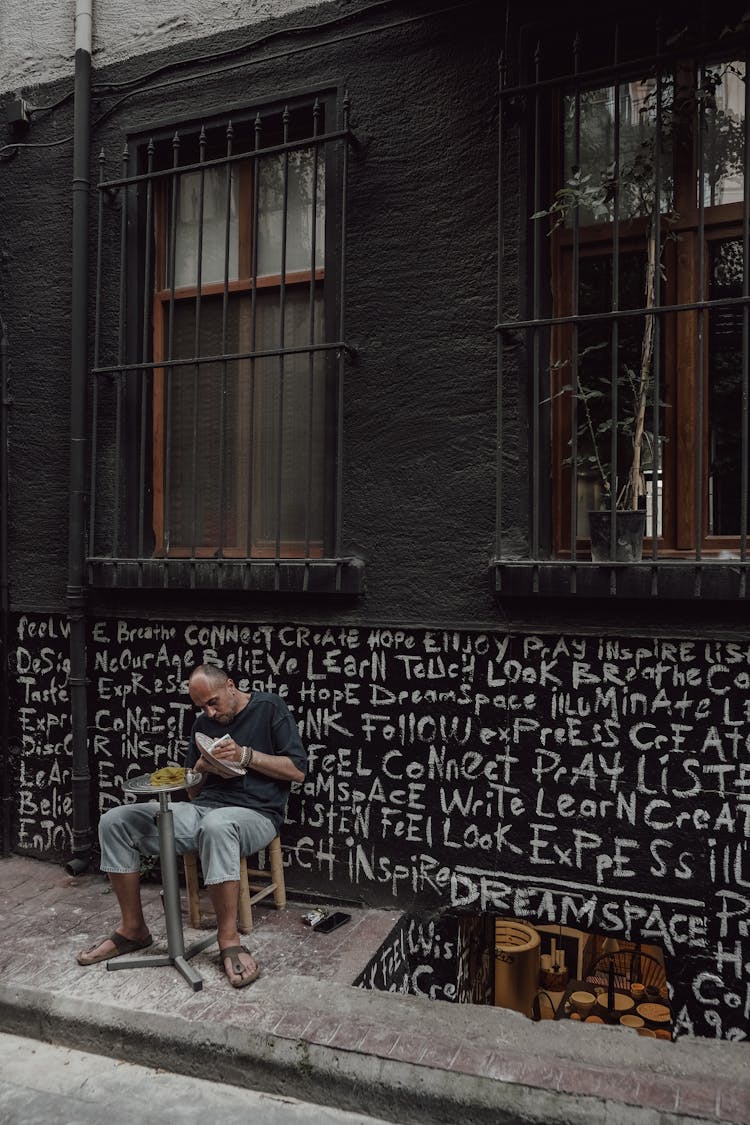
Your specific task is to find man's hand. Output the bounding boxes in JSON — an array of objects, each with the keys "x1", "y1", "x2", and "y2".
[
  {"x1": 207, "y1": 735, "x2": 243, "y2": 766},
  {"x1": 185, "y1": 757, "x2": 207, "y2": 797},
  {"x1": 197, "y1": 734, "x2": 245, "y2": 778}
]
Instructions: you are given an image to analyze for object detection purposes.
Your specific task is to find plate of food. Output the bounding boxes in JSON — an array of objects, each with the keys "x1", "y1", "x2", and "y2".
[
  {"x1": 124, "y1": 767, "x2": 200, "y2": 795},
  {"x1": 194, "y1": 732, "x2": 245, "y2": 777}
]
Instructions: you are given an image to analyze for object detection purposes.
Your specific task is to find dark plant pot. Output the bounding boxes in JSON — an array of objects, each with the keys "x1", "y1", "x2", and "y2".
[{"x1": 588, "y1": 509, "x2": 646, "y2": 562}]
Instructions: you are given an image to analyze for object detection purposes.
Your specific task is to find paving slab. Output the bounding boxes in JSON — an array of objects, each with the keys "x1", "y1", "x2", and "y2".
[{"x1": 1, "y1": 855, "x2": 748, "y2": 1125}]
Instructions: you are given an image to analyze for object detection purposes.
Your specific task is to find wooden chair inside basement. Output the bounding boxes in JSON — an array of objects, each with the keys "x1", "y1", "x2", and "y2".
[
  {"x1": 585, "y1": 947, "x2": 667, "y2": 996},
  {"x1": 182, "y1": 835, "x2": 286, "y2": 933}
]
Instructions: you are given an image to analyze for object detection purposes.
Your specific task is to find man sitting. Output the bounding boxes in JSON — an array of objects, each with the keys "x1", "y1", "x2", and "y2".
[{"x1": 77, "y1": 663, "x2": 306, "y2": 988}]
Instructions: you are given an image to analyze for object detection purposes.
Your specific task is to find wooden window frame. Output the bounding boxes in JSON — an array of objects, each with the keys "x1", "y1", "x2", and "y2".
[
  {"x1": 151, "y1": 136, "x2": 328, "y2": 561},
  {"x1": 548, "y1": 58, "x2": 748, "y2": 559}
]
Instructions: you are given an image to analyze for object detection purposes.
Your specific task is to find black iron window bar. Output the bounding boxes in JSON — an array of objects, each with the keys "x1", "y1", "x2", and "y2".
[
  {"x1": 88, "y1": 96, "x2": 356, "y2": 592},
  {"x1": 496, "y1": 18, "x2": 750, "y2": 598}
]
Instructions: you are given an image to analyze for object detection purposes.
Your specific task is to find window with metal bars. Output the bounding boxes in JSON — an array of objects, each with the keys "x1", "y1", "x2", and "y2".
[
  {"x1": 496, "y1": 12, "x2": 750, "y2": 598},
  {"x1": 88, "y1": 92, "x2": 361, "y2": 592}
]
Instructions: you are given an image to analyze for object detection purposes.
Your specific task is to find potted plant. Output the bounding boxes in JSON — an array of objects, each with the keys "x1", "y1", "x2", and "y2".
[{"x1": 537, "y1": 114, "x2": 667, "y2": 561}]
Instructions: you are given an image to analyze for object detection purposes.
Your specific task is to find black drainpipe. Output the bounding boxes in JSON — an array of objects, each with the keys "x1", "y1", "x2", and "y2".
[
  {"x1": 1, "y1": 318, "x2": 10, "y2": 857},
  {"x1": 66, "y1": 3, "x2": 94, "y2": 875}
]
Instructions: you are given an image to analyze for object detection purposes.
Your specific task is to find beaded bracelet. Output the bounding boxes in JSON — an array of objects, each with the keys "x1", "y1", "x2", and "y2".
[{"x1": 240, "y1": 745, "x2": 254, "y2": 768}]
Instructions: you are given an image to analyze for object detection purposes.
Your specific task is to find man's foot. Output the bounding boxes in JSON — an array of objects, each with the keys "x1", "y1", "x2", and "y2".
[
  {"x1": 220, "y1": 944, "x2": 260, "y2": 988},
  {"x1": 77, "y1": 930, "x2": 153, "y2": 966}
]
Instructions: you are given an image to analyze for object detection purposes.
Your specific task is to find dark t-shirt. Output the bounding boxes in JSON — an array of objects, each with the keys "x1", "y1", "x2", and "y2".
[{"x1": 183, "y1": 692, "x2": 307, "y2": 832}]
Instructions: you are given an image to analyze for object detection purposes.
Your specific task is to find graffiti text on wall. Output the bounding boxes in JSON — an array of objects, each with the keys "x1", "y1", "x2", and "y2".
[{"x1": 12, "y1": 616, "x2": 750, "y2": 1039}]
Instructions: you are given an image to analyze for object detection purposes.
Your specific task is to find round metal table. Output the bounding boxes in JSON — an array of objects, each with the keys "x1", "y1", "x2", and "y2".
[{"x1": 105, "y1": 772, "x2": 217, "y2": 991}]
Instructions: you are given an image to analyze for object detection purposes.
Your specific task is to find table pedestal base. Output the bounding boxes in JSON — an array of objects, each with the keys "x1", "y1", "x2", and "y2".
[
  {"x1": 106, "y1": 790, "x2": 217, "y2": 991},
  {"x1": 107, "y1": 930, "x2": 217, "y2": 991}
]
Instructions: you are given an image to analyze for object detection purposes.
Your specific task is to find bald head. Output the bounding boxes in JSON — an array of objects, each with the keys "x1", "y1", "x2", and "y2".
[
  {"x1": 189, "y1": 663, "x2": 229, "y2": 689},
  {"x1": 189, "y1": 664, "x2": 247, "y2": 724}
]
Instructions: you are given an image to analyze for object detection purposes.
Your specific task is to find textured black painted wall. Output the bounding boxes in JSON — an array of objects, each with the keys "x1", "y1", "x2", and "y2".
[
  {"x1": 1, "y1": 2, "x2": 501, "y2": 624},
  {"x1": 0, "y1": 73, "x2": 75, "y2": 610}
]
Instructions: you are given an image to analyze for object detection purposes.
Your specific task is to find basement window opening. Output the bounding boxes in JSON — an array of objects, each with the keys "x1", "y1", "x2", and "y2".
[{"x1": 356, "y1": 912, "x2": 671, "y2": 1039}]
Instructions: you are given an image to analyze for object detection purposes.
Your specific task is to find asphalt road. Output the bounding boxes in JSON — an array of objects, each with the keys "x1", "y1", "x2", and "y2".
[{"x1": 0, "y1": 1032, "x2": 401, "y2": 1125}]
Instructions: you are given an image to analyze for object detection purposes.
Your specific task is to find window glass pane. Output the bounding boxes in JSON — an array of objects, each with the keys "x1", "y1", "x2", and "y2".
[
  {"x1": 172, "y1": 167, "x2": 239, "y2": 288},
  {"x1": 708, "y1": 237, "x2": 748, "y2": 535},
  {"x1": 256, "y1": 148, "x2": 325, "y2": 277},
  {"x1": 163, "y1": 297, "x2": 248, "y2": 548},
  {"x1": 564, "y1": 78, "x2": 672, "y2": 225},
  {"x1": 160, "y1": 286, "x2": 327, "y2": 554},
  {"x1": 701, "y1": 61, "x2": 745, "y2": 207},
  {"x1": 251, "y1": 286, "x2": 328, "y2": 553}
]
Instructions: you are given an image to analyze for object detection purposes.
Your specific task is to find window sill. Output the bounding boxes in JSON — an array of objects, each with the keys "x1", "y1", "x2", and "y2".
[
  {"x1": 86, "y1": 555, "x2": 366, "y2": 595},
  {"x1": 492, "y1": 558, "x2": 750, "y2": 600}
]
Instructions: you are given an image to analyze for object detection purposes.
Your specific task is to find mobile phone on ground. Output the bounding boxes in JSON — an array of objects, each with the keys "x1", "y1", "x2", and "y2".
[{"x1": 313, "y1": 911, "x2": 352, "y2": 933}]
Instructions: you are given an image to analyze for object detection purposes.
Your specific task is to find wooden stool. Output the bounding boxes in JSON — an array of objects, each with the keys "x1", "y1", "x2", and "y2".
[{"x1": 183, "y1": 835, "x2": 286, "y2": 934}]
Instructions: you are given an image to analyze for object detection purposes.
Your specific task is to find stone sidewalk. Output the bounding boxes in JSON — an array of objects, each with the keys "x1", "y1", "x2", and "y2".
[{"x1": 1, "y1": 854, "x2": 748, "y2": 1125}]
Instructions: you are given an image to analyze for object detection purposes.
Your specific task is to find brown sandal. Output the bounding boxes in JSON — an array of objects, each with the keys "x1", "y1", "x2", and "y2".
[
  {"x1": 77, "y1": 930, "x2": 153, "y2": 966},
  {"x1": 220, "y1": 944, "x2": 260, "y2": 988}
]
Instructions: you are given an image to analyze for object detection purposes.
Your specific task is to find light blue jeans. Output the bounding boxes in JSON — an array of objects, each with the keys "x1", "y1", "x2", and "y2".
[{"x1": 98, "y1": 802, "x2": 276, "y2": 885}]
